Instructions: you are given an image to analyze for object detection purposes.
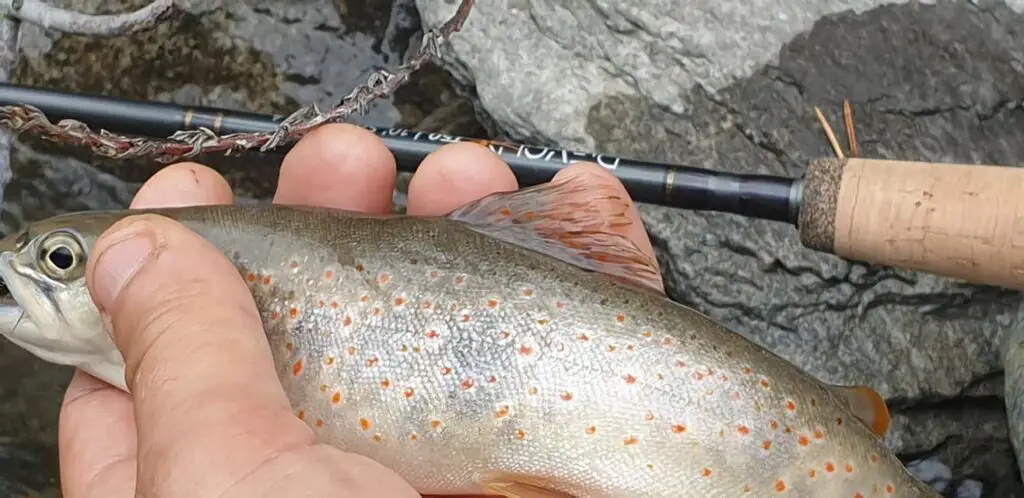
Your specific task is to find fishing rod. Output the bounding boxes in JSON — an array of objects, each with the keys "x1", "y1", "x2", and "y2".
[{"x1": 1, "y1": 83, "x2": 1023, "y2": 292}]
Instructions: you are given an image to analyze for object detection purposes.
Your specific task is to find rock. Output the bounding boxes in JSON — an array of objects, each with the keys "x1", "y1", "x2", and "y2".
[{"x1": 415, "y1": 0, "x2": 1024, "y2": 494}]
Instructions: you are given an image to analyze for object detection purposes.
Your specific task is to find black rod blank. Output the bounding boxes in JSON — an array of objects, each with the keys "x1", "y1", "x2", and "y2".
[{"x1": 0, "y1": 83, "x2": 803, "y2": 225}]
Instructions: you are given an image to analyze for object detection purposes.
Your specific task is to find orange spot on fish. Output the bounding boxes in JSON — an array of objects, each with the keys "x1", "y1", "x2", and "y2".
[
  {"x1": 342, "y1": 315, "x2": 353, "y2": 327},
  {"x1": 421, "y1": 300, "x2": 433, "y2": 309},
  {"x1": 290, "y1": 261, "x2": 300, "y2": 269},
  {"x1": 586, "y1": 425, "x2": 597, "y2": 435},
  {"x1": 381, "y1": 378, "x2": 392, "y2": 389},
  {"x1": 404, "y1": 387, "x2": 415, "y2": 398},
  {"x1": 355, "y1": 264, "x2": 364, "y2": 272},
  {"x1": 331, "y1": 301, "x2": 340, "y2": 309},
  {"x1": 499, "y1": 330, "x2": 511, "y2": 339},
  {"x1": 372, "y1": 434, "x2": 382, "y2": 443},
  {"x1": 662, "y1": 337, "x2": 675, "y2": 346},
  {"x1": 616, "y1": 314, "x2": 626, "y2": 324},
  {"x1": 786, "y1": 400, "x2": 797, "y2": 412},
  {"x1": 738, "y1": 425, "x2": 750, "y2": 436},
  {"x1": 743, "y1": 485, "x2": 752, "y2": 493},
  {"x1": 500, "y1": 207, "x2": 512, "y2": 216},
  {"x1": 431, "y1": 419, "x2": 442, "y2": 429},
  {"x1": 394, "y1": 297, "x2": 406, "y2": 307},
  {"x1": 743, "y1": 367, "x2": 753, "y2": 375},
  {"x1": 694, "y1": 371, "x2": 705, "y2": 381},
  {"x1": 885, "y1": 484, "x2": 894, "y2": 494},
  {"x1": 325, "y1": 270, "x2": 334, "y2": 280},
  {"x1": 515, "y1": 429, "x2": 526, "y2": 440},
  {"x1": 289, "y1": 307, "x2": 299, "y2": 319},
  {"x1": 775, "y1": 480, "x2": 787, "y2": 492},
  {"x1": 845, "y1": 463, "x2": 854, "y2": 473},
  {"x1": 519, "y1": 345, "x2": 534, "y2": 356},
  {"x1": 760, "y1": 379, "x2": 771, "y2": 389},
  {"x1": 366, "y1": 357, "x2": 380, "y2": 367},
  {"x1": 462, "y1": 314, "x2": 471, "y2": 322},
  {"x1": 522, "y1": 288, "x2": 534, "y2": 297},
  {"x1": 623, "y1": 435, "x2": 639, "y2": 446},
  {"x1": 263, "y1": 276, "x2": 272, "y2": 285},
  {"x1": 702, "y1": 468, "x2": 712, "y2": 478},
  {"x1": 270, "y1": 311, "x2": 280, "y2": 320},
  {"x1": 855, "y1": 493, "x2": 864, "y2": 498},
  {"x1": 359, "y1": 418, "x2": 372, "y2": 430},
  {"x1": 487, "y1": 299, "x2": 499, "y2": 309},
  {"x1": 537, "y1": 318, "x2": 549, "y2": 326},
  {"x1": 429, "y1": 270, "x2": 439, "y2": 278},
  {"x1": 824, "y1": 462, "x2": 835, "y2": 473},
  {"x1": 808, "y1": 468, "x2": 817, "y2": 479},
  {"x1": 607, "y1": 345, "x2": 618, "y2": 352},
  {"x1": 441, "y1": 367, "x2": 452, "y2": 375},
  {"x1": 246, "y1": 273, "x2": 256, "y2": 283},
  {"x1": 378, "y1": 272, "x2": 391, "y2": 284},
  {"x1": 461, "y1": 378, "x2": 475, "y2": 390},
  {"x1": 487, "y1": 375, "x2": 497, "y2": 384},
  {"x1": 814, "y1": 429, "x2": 825, "y2": 440},
  {"x1": 495, "y1": 405, "x2": 510, "y2": 418},
  {"x1": 454, "y1": 275, "x2": 466, "y2": 285},
  {"x1": 672, "y1": 424, "x2": 687, "y2": 434},
  {"x1": 644, "y1": 411, "x2": 656, "y2": 422},
  {"x1": 373, "y1": 307, "x2": 382, "y2": 316},
  {"x1": 626, "y1": 344, "x2": 635, "y2": 352},
  {"x1": 425, "y1": 329, "x2": 439, "y2": 339},
  {"x1": 560, "y1": 392, "x2": 574, "y2": 401},
  {"x1": 836, "y1": 417, "x2": 844, "y2": 426},
  {"x1": 315, "y1": 419, "x2": 324, "y2": 428},
  {"x1": 360, "y1": 295, "x2": 369, "y2": 303},
  {"x1": 762, "y1": 440, "x2": 772, "y2": 451},
  {"x1": 296, "y1": 410, "x2": 305, "y2": 420},
  {"x1": 318, "y1": 300, "x2": 325, "y2": 308},
  {"x1": 347, "y1": 346, "x2": 358, "y2": 356},
  {"x1": 676, "y1": 360, "x2": 687, "y2": 368},
  {"x1": 870, "y1": 454, "x2": 880, "y2": 463},
  {"x1": 623, "y1": 373, "x2": 637, "y2": 384},
  {"x1": 331, "y1": 392, "x2": 342, "y2": 405},
  {"x1": 642, "y1": 330, "x2": 653, "y2": 338},
  {"x1": 798, "y1": 435, "x2": 810, "y2": 446},
  {"x1": 556, "y1": 301, "x2": 566, "y2": 310},
  {"x1": 527, "y1": 386, "x2": 539, "y2": 395},
  {"x1": 285, "y1": 342, "x2": 294, "y2": 353},
  {"x1": 410, "y1": 433, "x2": 418, "y2": 441},
  {"x1": 292, "y1": 360, "x2": 304, "y2": 377}
]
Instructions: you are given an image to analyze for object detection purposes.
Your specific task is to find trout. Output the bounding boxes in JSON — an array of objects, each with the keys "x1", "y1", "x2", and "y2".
[{"x1": 0, "y1": 175, "x2": 939, "y2": 497}]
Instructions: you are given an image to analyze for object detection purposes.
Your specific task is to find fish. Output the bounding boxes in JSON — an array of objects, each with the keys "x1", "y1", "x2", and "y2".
[{"x1": 0, "y1": 173, "x2": 940, "y2": 497}]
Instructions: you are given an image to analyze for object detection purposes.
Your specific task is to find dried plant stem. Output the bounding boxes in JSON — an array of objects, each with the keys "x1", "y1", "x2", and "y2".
[
  {"x1": 0, "y1": 0, "x2": 476, "y2": 164},
  {"x1": 0, "y1": 0, "x2": 175, "y2": 36}
]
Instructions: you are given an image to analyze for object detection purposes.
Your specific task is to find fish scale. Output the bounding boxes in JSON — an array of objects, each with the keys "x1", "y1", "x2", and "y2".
[{"x1": 0, "y1": 176, "x2": 940, "y2": 497}]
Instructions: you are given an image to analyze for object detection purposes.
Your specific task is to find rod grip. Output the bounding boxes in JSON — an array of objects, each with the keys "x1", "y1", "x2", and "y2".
[{"x1": 798, "y1": 157, "x2": 1024, "y2": 289}]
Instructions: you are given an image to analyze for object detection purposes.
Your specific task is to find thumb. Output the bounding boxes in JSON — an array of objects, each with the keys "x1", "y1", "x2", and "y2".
[{"x1": 85, "y1": 214, "x2": 314, "y2": 496}]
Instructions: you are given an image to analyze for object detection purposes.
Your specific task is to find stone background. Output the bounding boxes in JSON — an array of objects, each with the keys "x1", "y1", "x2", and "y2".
[{"x1": 0, "y1": 0, "x2": 1022, "y2": 496}]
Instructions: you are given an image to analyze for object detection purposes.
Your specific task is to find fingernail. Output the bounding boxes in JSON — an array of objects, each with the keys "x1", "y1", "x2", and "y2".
[{"x1": 90, "y1": 223, "x2": 158, "y2": 310}]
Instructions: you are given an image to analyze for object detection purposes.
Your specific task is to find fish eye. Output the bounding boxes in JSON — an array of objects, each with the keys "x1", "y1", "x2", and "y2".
[{"x1": 36, "y1": 231, "x2": 86, "y2": 281}]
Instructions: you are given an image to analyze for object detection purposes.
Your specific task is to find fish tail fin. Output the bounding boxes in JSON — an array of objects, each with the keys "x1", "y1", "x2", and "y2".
[
  {"x1": 829, "y1": 384, "x2": 890, "y2": 437},
  {"x1": 446, "y1": 169, "x2": 662, "y2": 292}
]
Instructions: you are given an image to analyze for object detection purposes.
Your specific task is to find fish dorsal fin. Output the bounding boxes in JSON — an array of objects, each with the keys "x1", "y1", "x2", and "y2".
[
  {"x1": 446, "y1": 173, "x2": 663, "y2": 293},
  {"x1": 480, "y1": 472, "x2": 578, "y2": 498},
  {"x1": 830, "y1": 384, "x2": 890, "y2": 437}
]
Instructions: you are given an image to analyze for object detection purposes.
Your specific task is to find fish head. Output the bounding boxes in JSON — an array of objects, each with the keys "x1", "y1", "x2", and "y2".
[{"x1": 0, "y1": 210, "x2": 138, "y2": 391}]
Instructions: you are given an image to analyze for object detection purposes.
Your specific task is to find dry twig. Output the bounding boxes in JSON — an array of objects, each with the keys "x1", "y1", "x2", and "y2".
[
  {"x1": 0, "y1": 0, "x2": 476, "y2": 164},
  {"x1": 0, "y1": 0, "x2": 175, "y2": 36}
]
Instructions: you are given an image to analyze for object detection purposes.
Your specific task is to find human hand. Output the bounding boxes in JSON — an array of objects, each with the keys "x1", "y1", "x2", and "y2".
[{"x1": 56, "y1": 123, "x2": 662, "y2": 497}]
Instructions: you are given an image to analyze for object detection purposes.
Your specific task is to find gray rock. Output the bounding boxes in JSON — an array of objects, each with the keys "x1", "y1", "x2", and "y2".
[{"x1": 416, "y1": 0, "x2": 1024, "y2": 494}]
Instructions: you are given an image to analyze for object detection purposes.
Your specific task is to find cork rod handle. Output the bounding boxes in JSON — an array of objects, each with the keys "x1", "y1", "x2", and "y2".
[{"x1": 798, "y1": 157, "x2": 1024, "y2": 290}]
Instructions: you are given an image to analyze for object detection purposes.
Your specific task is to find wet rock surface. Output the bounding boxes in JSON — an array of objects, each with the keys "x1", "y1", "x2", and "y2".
[
  {"x1": 416, "y1": 0, "x2": 1024, "y2": 496},
  {"x1": 0, "y1": 0, "x2": 486, "y2": 494}
]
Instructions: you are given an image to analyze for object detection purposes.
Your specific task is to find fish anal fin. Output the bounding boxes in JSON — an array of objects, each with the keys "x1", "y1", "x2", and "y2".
[
  {"x1": 446, "y1": 172, "x2": 662, "y2": 293},
  {"x1": 479, "y1": 472, "x2": 578, "y2": 498},
  {"x1": 830, "y1": 384, "x2": 890, "y2": 437}
]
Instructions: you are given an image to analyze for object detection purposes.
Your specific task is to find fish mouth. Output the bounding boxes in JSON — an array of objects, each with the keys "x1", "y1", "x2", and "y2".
[{"x1": 0, "y1": 273, "x2": 27, "y2": 336}]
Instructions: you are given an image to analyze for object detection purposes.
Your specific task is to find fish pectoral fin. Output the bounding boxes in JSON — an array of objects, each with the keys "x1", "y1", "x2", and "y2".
[
  {"x1": 479, "y1": 472, "x2": 578, "y2": 498},
  {"x1": 445, "y1": 169, "x2": 663, "y2": 293},
  {"x1": 830, "y1": 384, "x2": 890, "y2": 437}
]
